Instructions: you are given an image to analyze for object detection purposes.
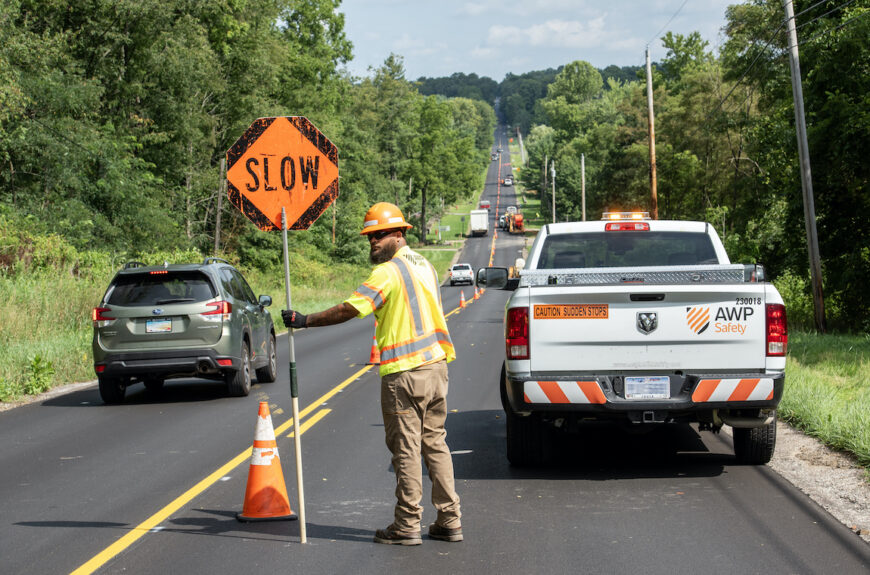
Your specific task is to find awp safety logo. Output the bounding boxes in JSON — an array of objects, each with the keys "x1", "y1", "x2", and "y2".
[{"x1": 687, "y1": 306, "x2": 710, "y2": 334}]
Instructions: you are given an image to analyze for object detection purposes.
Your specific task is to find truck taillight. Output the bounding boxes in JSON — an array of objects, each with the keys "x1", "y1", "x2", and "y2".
[
  {"x1": 766, "y1": 304, "x2": 788, "y2": 356},
  {"x1": 506, "y1": 307, "x2": 529, "y2": 359},
  {"x1": 202, "y1": 300, "x2": 232, "y2": 321},
  {"x1": 92, "y1": 307, "x2": 114, "y2": 323}
]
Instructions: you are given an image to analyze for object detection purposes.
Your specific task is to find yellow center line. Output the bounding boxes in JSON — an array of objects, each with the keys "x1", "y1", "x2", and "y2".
[
  {"x1": 287, "y1": 408, "x2": 331, "y2": 437},
  {"x1": 71, "y1": 364, "x2": 374, "y2": 575}
]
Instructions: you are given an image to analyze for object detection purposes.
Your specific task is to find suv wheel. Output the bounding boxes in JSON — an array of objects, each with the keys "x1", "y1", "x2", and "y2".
[
  {"x1": 255, "y1": 332, "x2": 278, "y2": 383},
  {"x1": 226, "y1": 340, "x2": 252, "y2": 397},
  {"x1": 99, "y1": 376, "x2": 127, "y2": 404}
]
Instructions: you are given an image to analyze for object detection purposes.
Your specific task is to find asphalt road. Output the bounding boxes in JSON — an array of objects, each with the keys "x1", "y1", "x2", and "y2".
[{"x1": 1, "y1": 130, "x2": 868, "y2": 574}]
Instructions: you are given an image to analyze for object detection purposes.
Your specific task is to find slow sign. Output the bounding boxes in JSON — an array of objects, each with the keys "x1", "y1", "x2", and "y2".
[{"x1": 226, "y1": 116, "x2": 338, "y2": 231}]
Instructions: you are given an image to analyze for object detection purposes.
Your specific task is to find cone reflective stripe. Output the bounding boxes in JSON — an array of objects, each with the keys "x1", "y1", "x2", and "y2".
[
  {"x1": 460, "y1": 290, "x2": 466, "y2": 308},
  {"x1": 367, "y1": 320, "x2": 380, "y2": 364},
  {"x1": 473, "y1": 286, "x2": 480, "y2": 300},
  {"x1": 237, "y1": 402, "x2": 297, "y2": 522}
]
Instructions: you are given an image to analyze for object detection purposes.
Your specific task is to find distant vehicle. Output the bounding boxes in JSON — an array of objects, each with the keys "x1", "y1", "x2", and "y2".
[
  {"x1": 505, "y1": 212, "x2": 524, "y2": 233},
  {"x1": 449, "y1": 263, "x2": 474, "y2": 286},
  {"x1": 91, "y1": 258, "x2": 277, "y2": 404},
  {"x1": 491, "y1": 153, "x2": 498, "y2": 161},
  {"x1": 506, "y1": 205, "x2": 517, "y2": 215},
  {"x1": 497, "y1": 147, "x2": 503, "y2": 153},
  {"x1": 498, "y1": 215, "x2": 506, "y2": 229},
  {"x1": 479, "y1": 199, "x2": 491, "y2": 210},
  {"x1": 470, "y1": 209, "x2": 489, "y2": 236},
  {"x1": 503, "y1": 176, "x2": 513, "y2": 186}
]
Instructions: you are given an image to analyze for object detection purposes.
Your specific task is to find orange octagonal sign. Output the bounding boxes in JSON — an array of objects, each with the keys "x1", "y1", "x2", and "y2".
[{"x1": 226, "y1": 117, "x2": 338, "y2": 231}]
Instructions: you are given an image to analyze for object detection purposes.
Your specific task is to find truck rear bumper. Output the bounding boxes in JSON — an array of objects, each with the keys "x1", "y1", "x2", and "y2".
[{"x1": 504, "y1": 371, "x2": 784, "y2": 424}]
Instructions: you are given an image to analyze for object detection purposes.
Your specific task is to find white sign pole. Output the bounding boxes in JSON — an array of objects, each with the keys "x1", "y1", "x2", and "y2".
[{"x1": 282, "y1": 207, "x2": 307, "y2": 543}]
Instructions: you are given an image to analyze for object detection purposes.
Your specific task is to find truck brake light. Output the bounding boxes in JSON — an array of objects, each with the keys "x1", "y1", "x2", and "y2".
[
  {"x1": 766, "y1": 304, "x2": 787, "y2": 356},
  {"x1": 506, "y1": 307, "x2": 529, "y2": 359},
  {"x1": 605, "y1": 222, "x2": 650, "y2": 231}
]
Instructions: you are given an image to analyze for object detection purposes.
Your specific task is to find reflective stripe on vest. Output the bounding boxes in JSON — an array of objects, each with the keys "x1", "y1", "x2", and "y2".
[
  {"x1": 376, "y1": 254, "x2": 454, "y2": 372},
  {"x1": 355, "y1": 282, "x2": 385, "y2": 310}
]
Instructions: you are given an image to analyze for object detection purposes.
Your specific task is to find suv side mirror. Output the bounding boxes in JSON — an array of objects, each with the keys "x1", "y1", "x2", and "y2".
[
  {"x1": 258, "y1": 295, "x2": 272, "y2": 307},
  {"x1": 477, "y1": 267, "x2": 518, "y2": 291}
]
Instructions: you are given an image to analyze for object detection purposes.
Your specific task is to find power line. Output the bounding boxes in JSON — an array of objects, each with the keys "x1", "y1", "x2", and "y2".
[{"x1": 646, "y1": 0, "x2": 690, "y2": 46}]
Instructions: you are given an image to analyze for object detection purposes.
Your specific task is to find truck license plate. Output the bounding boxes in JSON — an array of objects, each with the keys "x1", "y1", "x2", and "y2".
[
  {"x1": 146, "y1": 319, "x2": 172, "y2": 333},
  {"x1": 625, "y1": 376, "x2": 670, "y2": 399}
]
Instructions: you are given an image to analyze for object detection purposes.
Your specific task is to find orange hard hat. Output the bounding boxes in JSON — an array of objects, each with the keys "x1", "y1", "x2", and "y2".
[{"x1": 360, "y1": 202, "x2": 413, "y2": 235}]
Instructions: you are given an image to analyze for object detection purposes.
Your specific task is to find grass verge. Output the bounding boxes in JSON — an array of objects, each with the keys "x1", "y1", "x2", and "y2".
[{"x1": 779, "y1": 331, "x2": 870, "y2": 471}]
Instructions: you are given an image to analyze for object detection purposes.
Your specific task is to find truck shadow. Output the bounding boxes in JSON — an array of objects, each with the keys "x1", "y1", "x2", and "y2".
[{"x1": 446, "y1": 409, "x2": 729, "y2": 481}]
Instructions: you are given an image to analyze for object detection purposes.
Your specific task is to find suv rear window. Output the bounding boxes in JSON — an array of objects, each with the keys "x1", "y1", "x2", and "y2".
[
  {"x1": 106, "y1": 271, "x2": 216, "y2": 305},
  {"x1": 538, "y1": 232, "x2": 718, "y2": 269}
]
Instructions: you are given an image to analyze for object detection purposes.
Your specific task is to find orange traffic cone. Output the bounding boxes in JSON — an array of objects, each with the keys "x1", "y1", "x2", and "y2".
[
  {"x1": 237, "y1": 402, "x2": 297, "y2": 522},
  {"x1": 460, "y1": 290, "x2": 467, "y2": 308},
  {"x1": 367, "y1": 321, "x2": 380, "y2": 365},
  {"x1": 473, "y1": 286, "x2": 480, "y2": 300}
]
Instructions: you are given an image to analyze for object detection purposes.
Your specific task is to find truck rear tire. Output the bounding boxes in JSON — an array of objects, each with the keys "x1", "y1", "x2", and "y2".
[
  {"x1": 506, "y1": 409, "x2": 545, "y2": 467},
  {"x1": 733, "y1": 412, "x2": 777, "y2": 464}
]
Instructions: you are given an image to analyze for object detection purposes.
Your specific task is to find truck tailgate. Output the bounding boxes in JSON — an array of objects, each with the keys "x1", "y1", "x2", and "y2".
[{"x1": 527, "y1": 284, "x2": 767, "y2": 372}]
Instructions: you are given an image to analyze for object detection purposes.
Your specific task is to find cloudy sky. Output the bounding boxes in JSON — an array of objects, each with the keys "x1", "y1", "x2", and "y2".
[{"x1": 340, "y1": 0, "x2": 735, "y2": 80}]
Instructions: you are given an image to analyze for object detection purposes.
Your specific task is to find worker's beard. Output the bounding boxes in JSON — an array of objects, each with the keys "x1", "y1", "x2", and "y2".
[{"x1": 370, "y1": 240, "x2": 398, "y2": 265}]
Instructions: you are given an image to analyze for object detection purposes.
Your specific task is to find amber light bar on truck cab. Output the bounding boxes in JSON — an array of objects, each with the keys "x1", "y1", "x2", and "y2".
[{"x1": 602, "y1": 211, "x2": 650, "y2": 220}]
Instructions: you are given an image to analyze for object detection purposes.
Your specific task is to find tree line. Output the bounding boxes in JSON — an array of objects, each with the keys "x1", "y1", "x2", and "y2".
[
  {"x1": 518, "y1": 3, "x2": 866, "y2": 333},
  {"x1": 0, "y1": 0, "x2": 495, "y2": 272}
]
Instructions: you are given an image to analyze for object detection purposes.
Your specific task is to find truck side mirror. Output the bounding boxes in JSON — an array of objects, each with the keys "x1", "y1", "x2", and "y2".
[{"x1": 477, "y1": 267, "x2": 517, "y2": 290}]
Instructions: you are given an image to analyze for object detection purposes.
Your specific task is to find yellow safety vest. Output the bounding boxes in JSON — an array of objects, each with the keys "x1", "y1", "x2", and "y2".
[{"x1": 345, "y1": 246, "x2": 455, "y2": 376}]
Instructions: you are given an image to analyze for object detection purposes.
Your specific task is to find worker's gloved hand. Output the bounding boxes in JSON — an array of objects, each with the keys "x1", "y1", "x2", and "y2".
[{"x1": 281, "y1": 309, "x2": 307, "y2": 329}]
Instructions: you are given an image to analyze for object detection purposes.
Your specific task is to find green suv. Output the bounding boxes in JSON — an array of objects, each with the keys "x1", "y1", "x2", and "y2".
[{"x1": 92, "y1": 258, "x2": 277, "y2": 404}]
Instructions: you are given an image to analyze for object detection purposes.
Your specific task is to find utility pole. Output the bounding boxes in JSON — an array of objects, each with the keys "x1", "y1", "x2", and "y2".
[
  {"x1": 517, "y1": 126, "x2": 526, "y2": 165},
  {"x1": 581, "y1": 153, "x2": 586, "y2": 222},
  {"x1": 645, "y1": 46, "x2": 659, "y2": 220},
  {"x1": 214, "y1": 158, "x2": 225, "y2": 254},
  {"x1": 542, "y1": 154, "x2": 548, "y2": 196},
  {"x1": 550, "y1": 160, "x2": 556, "y2": 224},
  {"x1": 783, "y1": 0, "x2": 826, "y2": 332}
]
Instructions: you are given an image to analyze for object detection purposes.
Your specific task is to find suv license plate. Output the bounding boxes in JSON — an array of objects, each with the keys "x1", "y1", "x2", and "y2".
[
  {"x1": 146, "y1": 319, "x2": 172, "y2": 333},
  {"x1": 625, "y1": 376, "x2": 670, "y2": 399}
]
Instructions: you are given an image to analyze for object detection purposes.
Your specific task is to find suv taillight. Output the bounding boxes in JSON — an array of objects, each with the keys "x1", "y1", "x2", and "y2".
[
  {"x1": 766, "y1": 304, "x2": 787, "y2": 356},
  {"x1": 202, "y1": 300, "x2": 232, "y2": 321},
  {"x1": 92, "y1": 307, "x2": 114, "y2": 323},
  {"x1": 506, "y1": 307, "x2": 529, "y2": 359}
]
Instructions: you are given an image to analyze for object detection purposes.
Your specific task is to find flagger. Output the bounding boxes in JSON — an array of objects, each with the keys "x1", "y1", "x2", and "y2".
[{"x1": 282, "y1": 201, "x2": 463, "y2": 546}]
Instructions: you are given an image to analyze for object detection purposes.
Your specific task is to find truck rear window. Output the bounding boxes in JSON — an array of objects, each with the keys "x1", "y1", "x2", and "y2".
[
  {"x1": 537, "y1": 232, "x2": 718, "y2": 269},
  {"x1": 106, "y1": 272, "x2": 216, "y2": 305}
]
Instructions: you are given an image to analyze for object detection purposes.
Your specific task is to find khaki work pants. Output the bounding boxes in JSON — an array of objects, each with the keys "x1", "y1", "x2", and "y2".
[{"x1": 381, "y1": 359, "x2": 461, "y2": 533}]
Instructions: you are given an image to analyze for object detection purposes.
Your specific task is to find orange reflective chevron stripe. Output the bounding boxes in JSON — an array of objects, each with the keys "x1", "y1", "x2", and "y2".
[
  {"x1": 692, "y1": 378, "x2": 774, "y2": 402},
  {"x1": 523, "y1": 381, "x2": 606, "y2": 404}
]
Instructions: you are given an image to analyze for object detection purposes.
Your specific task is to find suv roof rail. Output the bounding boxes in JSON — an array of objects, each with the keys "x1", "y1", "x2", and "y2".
[
  {"x1": 123, "y1": 261, "x2": 148, "y2": 269},
  {"x1": 203, "y1": 257, "x2": 231, "y2": 265}
]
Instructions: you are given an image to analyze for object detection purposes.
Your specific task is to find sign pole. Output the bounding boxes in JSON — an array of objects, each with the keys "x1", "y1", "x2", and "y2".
[{"x1": 282, "y1": 207, "x2": 307, "y2": 543}]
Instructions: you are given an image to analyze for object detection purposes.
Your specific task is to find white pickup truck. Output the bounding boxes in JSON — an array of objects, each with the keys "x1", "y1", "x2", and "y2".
[{"x1": 478, "y1": 213, "x2": 788, "y2": 466}]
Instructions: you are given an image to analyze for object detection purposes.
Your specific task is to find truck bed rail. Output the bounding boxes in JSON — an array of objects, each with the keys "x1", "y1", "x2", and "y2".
[{"x1": 519, "y1": 264, "x2": 761, "y2": 287}]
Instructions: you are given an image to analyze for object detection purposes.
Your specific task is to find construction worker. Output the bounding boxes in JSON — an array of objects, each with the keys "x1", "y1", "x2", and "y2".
[{"x1": 281, "y1": 202, "x2": 462, "y2": 546}]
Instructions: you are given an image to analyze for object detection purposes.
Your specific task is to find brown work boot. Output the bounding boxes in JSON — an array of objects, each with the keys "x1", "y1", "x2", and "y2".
[
  {"x1": 373, "y1": 525, "x2": 422, "y2": 546},
  {"x1": 428, "y1": 523, "x2": 463, "y2": 542}
]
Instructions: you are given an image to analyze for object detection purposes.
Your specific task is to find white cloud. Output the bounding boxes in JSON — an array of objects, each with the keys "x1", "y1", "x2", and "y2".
[{"x1": 488, "y1": 17, "x2": 613, "y2": 49}]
